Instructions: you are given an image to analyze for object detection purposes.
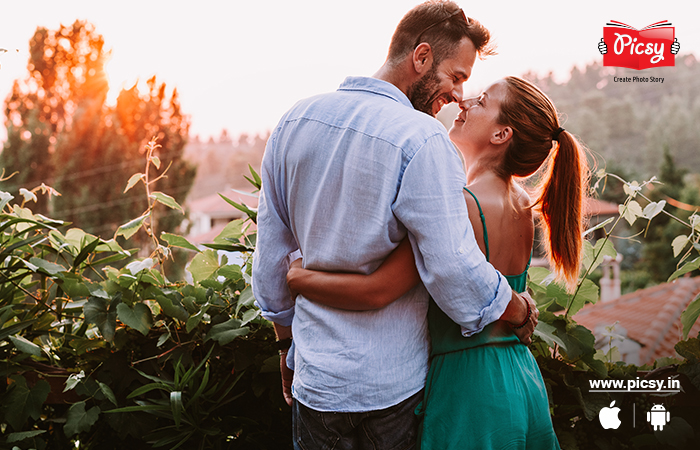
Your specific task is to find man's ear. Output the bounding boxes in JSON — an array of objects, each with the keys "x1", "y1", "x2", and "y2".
[
  {"x1": 412, "y1": 43, "x2": 433, "y2": 75},
  {"x1": 491, "y1": 126, "x2": 513, "y2": 145}
]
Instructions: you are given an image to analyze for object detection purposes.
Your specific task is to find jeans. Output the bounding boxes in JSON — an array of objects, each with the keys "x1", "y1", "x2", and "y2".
[{"x1": 292, "y1": 390, "x2": 423, "y2": 450}]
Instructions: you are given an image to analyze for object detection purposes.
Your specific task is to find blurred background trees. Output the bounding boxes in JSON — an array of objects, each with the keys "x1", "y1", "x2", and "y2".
[
  {"x1": 0, "y1": 20, "x2": 195, "y2": 241},
  {"x1": 523, "y1": 55, "x2": 700, "y2": 290}
]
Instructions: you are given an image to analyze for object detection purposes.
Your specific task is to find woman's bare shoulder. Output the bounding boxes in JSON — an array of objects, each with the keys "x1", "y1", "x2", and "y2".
[{"x1": 512, "y1": 183, "x2": 533, "y2": 220}]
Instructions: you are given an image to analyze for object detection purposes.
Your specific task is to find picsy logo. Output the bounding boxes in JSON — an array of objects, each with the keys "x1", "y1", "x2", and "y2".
[{"x1": 598, "y1": 20, "x2": 680, "y2": 70}]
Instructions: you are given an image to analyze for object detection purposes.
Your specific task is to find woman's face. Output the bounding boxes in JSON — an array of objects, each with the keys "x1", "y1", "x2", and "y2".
[{"x1": 449, "y1": 79, "x2": 509, "y2": 155}]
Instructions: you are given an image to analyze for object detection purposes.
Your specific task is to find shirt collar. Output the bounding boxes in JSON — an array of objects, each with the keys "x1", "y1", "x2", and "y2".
[{"x1": 338, "y1": 76, "x2": 414, "y2": 110}]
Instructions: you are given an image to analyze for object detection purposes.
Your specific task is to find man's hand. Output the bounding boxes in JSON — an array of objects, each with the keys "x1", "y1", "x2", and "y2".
[
  {"x1": 273, "y1": 323, "x2": 293, "y2": 406},
  {"x1": 510, "y1": 291, "x2": 538, "y2": 346},
  {"x1": 598, "y1": 38, "x2": 607, "y2": 55},
  {"x1": 280, "y1": 351, "x2": 294, "y2": 406}
]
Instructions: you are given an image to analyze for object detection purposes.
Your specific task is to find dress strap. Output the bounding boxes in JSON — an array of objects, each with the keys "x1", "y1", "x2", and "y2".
[{"x1": 463, "y1": 187, "x2": 489, "y2": 261}]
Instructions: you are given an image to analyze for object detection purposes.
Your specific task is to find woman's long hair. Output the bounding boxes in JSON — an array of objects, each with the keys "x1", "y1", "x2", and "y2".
[{"x1": 495, "y1": 76, "x2": 589, "y2": 292}]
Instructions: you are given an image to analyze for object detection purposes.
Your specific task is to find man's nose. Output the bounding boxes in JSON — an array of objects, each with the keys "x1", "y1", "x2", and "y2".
[{"x1": 451, "y1": 85, "x2": 463, "y2": 104}]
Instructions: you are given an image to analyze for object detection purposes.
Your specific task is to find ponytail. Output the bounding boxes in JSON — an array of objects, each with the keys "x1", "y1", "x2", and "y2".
[
  {"x1": 533, "y1": 131, "x2": 589, "y2": 292},
  {"x1": 497, "y1": 76, "x2": 589, "y2": 292}
]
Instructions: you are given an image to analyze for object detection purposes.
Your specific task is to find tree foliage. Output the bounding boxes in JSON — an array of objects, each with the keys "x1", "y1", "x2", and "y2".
[
  {"x1": 523, "y1": 54, "x2": 700, "y2": 177},
  {"x1": 0, "y1": 20, "x2": 195, "y2": 242}
]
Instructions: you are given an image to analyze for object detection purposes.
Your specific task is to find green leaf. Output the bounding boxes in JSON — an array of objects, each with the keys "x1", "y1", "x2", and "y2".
[
  {"x1": 201, "y1": 242, "x2": 251, "y2": 252},
  {"x1": 69, "y1": 337, "x2": 107, "y2": 354},
  {"x1": 9, "y1": 335, "x2": 41, "y2": 356},
  {"x1": 655, "y1": 417, "x2": 695, "y2": 447},
  {"x1": 582, "y1": 217, "x2": 614, "y2": 238},
  {"x1": 63, "y1": 371, "x2": 85, "y2": 392},
  {"x1": 0, "y1": 319, "x2": 37, "y2": 341},
  {"x1": 219, "y1": 193, "x2": 257, "y2": 223},
  {"x1": 161, "y1": 232, "x2": 200, "y2": 252},
  {"x1": 124, "y1": 173, "x2": 144, "y2": 193},
  {"x1": 104, "y1": 404, "x2": 169, "y2": 413},
  {"x1": 170, "y1": 391, "x2": 183, "y2": 428},
  {"x1": 205, "y1": 318, "x2": 249, "y2": 345},
  {"x1": 213, "y1": 219, "x2": 245, "y2": 244},
  {"x1": 186, "y1": 304, "x2": 210, "y2": 333},
  {"x1": 675, "y1": 336, "x2": 700, "y2": 364},
  {"x1": 97, "y1": 381, "x2": 118, "y2": 406},
  {"x1": 126, "y1": 257, "x2": 155, "y2": 275},
  {"x1": 58, "y1": 273, "x2": 92, "y2": 298},
  {"x1": 581, "y1": 239, "x2": 617, "y2": 274},
  {"x1": 3, "y1": 376, "x2": 50, "y2": 430},
  {"x1": 115, "y1": 214, "x2": 148, "y2": 240},
  {"x1": 642, "y1": 200, "x2": 666, "y2": 220},
  {"x1": 27, "y1": 256, "x2": 66, "y2": 275},
  {"x1": 7, "y1": 430, "x2": 46, "y2": 443},
  {"x1": 534, "y1": 321, "x2": 567, "y2": 350},
  {"x1": 64, "y1": 401, "x2": 100, "y2": 437},
  {"x1": 545, "y1": 282, "x2": 570, "y2": 309},
  {"x1": 671, "y1": 235, "x2": 690, "y2": 258},
  {"x1": 188, "y1": 249, "x2": 220, "y2": 283},
  {"x1": 127, "y1": 383, "x2": 172, "y2": 399},
  {"x1": 247, "y1": 164, "x2": 262, "y2": 189},
  {"x1": 150, "y1": 191, "x2": 184, "y2": 213},
  {"x1": 623, "y1": 180, "x2": 641, "y2": 198},
  {"x1": 116, "y1": 303, "x2": 153, "y2": 336},
  {"x1": 155, "y1": 295, "x2": 189, "y2": 322},
  {"x1": 240, "y1": 308, "x2": 260, "y2": 326},
  {"x1": 237, "y1": 285, "x2": 256, "y2": 309},
  {"x1": 150, "y1": 156, "x2": 161, "y2": 169},
  {"x1": 668, "y1": 257, "x2": 700, "y2": 282},
  {"x1": 0, "y1": 191, "x2": 14, "y2": 211},
  {"x1": 217, "y1": 264, "x2": 243, "y2": 282},
  {"x1": 84, "y1": 297, "x2": 117, "y2": 342},
  {"x1": 73, "y1": 237, "x2": 101, "y2": 270},
  {"x1": 559, "y1": 323, "x2": 596, "y2": 361},
  {"x1": 680, "y1": 293, "x2": 700, "y2": 340},
  {"x1": 619, "y1": 200, "x2": 643, "y2": 226},
  {"x1": 157, "y1": 331, "x2": 170, "y2": 347},
  {"x1": 86, "y1": 283, "x2": 110, "y2": 299},
  {"x1": 568, "y1": 279, "x2": 599, "y2": 316}
]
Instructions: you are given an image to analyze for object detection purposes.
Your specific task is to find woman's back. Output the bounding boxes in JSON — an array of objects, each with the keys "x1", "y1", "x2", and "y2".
[{"x1": 463, "y1": 178, "x2": 534, "y2": 277}]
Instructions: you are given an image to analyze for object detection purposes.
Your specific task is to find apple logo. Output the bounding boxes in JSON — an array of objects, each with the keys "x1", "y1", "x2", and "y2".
[{"x1": 599, "y1": 400, "x2": 621, "y2": 429}]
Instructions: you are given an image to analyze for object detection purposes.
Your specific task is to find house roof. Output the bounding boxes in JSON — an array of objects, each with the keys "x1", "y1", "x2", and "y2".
[{"x1": 573, "y1": 276, "x2": 700, "y2": 365}]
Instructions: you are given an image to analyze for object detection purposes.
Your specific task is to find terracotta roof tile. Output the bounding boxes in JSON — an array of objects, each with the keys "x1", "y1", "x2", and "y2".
[{"x1": 573, "y1": 277, "x2": 700, "y2": 365}]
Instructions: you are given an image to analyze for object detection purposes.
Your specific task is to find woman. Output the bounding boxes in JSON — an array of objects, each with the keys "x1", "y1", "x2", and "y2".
[{"x1": 287, "y1": 76, "x2": 588, "y2": 449}]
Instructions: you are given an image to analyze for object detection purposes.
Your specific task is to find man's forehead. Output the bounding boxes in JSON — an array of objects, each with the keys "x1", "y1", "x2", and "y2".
[{"x1": 443, "y1": 38, "x2": 476, "y2": 77}]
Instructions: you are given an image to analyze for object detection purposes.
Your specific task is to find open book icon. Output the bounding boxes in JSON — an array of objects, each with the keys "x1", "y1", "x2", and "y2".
[{"x1": 603, "y1": 20, "x2": 675, "y2": 70}]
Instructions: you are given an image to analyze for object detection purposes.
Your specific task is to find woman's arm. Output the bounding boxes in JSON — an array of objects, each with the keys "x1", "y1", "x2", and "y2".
[{"x1": 286, "y1": 238, "x2": 420, "y2": 310}]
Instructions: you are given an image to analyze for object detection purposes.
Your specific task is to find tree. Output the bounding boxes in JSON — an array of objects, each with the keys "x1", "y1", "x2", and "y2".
[
  {"x1": 0, "y1": 21, "x2": 195, "y2": 242},
  {"x1": 632, "y1": 147, "x2": 690, "y2": 283}
]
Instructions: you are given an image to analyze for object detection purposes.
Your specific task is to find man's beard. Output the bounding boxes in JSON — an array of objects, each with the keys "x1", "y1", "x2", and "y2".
[{"x1": 407, "y1": 66, "x2": 442, "y2": 116}]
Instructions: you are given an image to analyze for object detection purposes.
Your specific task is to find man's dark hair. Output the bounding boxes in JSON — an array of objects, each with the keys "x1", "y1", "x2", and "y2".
[{"x1": 387, "y1": 0, "x2": 496, "y2": 66}]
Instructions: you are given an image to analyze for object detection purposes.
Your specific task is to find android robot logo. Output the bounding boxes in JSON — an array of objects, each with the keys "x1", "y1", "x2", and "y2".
[{"x1": 646, "y1": 404, "x2": 670, "y2": 431}]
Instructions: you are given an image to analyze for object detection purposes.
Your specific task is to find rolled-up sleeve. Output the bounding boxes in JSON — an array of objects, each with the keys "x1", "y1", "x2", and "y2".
[
  {"x1": 251, "y1": 130, "x2": 298, "y2": 326},
  {"x1": 392, "y1": 134, "x2": 513, "y2": 335}
]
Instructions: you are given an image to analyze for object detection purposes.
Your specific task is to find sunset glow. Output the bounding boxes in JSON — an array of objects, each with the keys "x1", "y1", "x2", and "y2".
[{"x1": 1, "y1": 0, "x2": 699, "y2": 142}]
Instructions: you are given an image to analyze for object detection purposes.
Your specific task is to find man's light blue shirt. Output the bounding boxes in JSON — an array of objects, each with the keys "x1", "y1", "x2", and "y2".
[{"x1": 252, "y1": 76, "x2": 512, "y2": 412}]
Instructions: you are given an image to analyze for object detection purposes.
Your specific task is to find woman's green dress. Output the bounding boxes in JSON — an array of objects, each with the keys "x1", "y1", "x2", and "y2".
[{"x1": 416, "y1": 188, "x2": 560, "y2": 449}]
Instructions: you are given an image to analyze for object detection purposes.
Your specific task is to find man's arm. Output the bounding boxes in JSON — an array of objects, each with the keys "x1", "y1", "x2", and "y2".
[
  {"x1": 251, "y1": 130, "x2": 298, "y2": 405},
  {"x1": 392, "y1": 134, "x2": 516, "y2": 336},
  {"x1": 273, "y1": 323, "x2": 294, "y2": 406}
]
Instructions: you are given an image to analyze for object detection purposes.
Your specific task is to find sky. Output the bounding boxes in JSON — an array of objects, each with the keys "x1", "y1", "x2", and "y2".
[{"x1": 1, "y1": 0, "x2": 699, "y2": 142}]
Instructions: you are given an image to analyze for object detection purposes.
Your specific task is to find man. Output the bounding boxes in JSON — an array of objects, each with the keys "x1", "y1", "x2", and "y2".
[{"x1": 252, "y1": 1, "x2": 537, "y2": 448}]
